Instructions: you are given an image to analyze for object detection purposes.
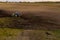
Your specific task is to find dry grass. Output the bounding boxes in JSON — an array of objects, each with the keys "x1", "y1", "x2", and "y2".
[{"x1": 0, "y1": 2, "x2": 60, "y2": 12}]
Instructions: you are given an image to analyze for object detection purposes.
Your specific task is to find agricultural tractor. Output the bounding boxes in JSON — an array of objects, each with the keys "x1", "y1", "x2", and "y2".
[{"x1": 11, "y1": 12, "x2": 21, "y2": 17}]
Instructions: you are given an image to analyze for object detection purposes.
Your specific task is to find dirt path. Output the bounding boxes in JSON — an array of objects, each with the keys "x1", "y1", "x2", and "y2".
[
  {"x1": 16, "y1": 30, "x2": 56, "y2": 40},
  {"x1": 16, "y1": 30, "x2": 32, "y2": 40}
]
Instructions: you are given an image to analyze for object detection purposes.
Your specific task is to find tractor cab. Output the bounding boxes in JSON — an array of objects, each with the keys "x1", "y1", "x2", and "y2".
[{"x1": 12, "y1": 11, "x2": 21, "y2": 17}]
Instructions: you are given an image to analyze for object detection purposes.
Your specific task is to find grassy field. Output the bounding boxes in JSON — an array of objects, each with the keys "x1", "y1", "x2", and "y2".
[
  {"x1": 0, "y1": 2, "x2": 60, "y2": 12},
  {"x1": 0, "y1": 2, "x2": 60, "y2": 40},
  {"x1": 0, "y1": 17, "x2": 59, "y2": 40}
]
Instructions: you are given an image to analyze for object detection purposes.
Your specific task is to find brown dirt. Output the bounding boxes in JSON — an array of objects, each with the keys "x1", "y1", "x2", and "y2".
[{"x1": 0, "y1": 3, "x2": 60, "y2": 30}]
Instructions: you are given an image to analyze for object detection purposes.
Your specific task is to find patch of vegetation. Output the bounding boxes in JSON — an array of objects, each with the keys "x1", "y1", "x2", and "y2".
[
  {"x1": 0, "y1": 28, "x2": 23, "y2": 40},
  {"x1": 0, "y1": 28, "x2": 23, "y2": 36}
]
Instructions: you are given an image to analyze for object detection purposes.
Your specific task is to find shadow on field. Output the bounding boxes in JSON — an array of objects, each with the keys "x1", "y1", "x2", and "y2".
[
  {"x1": 0, "y1": 10, "x2": 60, "y2": 30},
  {"x1": 0, "y1": 10, "x2": 11, "y2": 17}
]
